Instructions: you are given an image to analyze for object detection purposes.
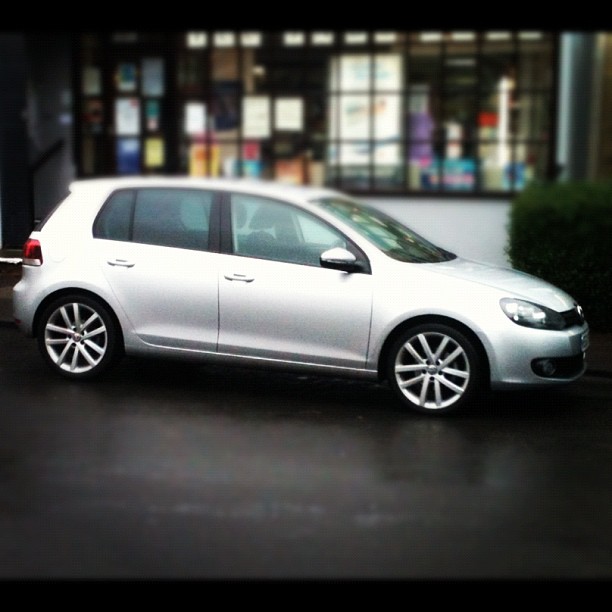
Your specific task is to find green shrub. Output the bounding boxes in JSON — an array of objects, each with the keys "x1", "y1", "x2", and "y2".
[{"x1": 507, "y1": 180, "x2": 612, "y2": 332}]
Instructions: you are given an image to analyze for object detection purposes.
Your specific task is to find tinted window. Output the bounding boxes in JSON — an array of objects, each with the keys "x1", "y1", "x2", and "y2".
[
  {"x1": 94, "y1": 188, "x2": 213, "y2": 251},
  {"x1": 93, "y1": 190, "x2": 134, "y2": 241},
  {"x1": 231, "y1": 194, "x2": 348, "y2": 266}
]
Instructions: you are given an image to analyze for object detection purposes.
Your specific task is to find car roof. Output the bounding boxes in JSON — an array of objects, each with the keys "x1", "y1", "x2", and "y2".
[{"x1": 68, "y1": 176, "x2": 343, "y2": 204}]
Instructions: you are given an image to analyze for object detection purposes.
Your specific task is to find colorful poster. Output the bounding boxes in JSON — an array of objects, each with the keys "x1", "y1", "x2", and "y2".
[
  {"x1": 115, "y1": 98, "x2": 140, "y2": 136},
  {"x1": 116, "y1": 63, "x2": 137, "y2": 92},
  {"x1": 189, "y1": 142, "x2": 220, "y2": 176},
  {"x1": 142, "y1": 58, "x2": 164, "y2": 96},
  {"x1": 184, "y1": 102, "x2": 206, "y2": 136},
  {"x1": 242, "y1": 141, "x2": 261, "y2": 161},
  {"x1": 275, "y1": 159, "x2": 304, "y2": 184},
  {"x1": 146, "y1": 99, "x2": 160, "y2": 131},
  {"x1": 223, "y1": 159, "x2": 262, "y2": 178},
  {"x1": 329, "y1": 94, "x2": 400, "y2": 165},
  {"x1": 241, "y1": 159, "x2": 262, "y2": 177},
  {"x1": 145, "y1": 138, "x2": 164, "y2": 168},
  {"x1": 275, "y1": 98, "x2": 303, "y2": 131},
  {"x1": 116, "y1": 138, "x2": 140, "y2": 174},
  {"x1": 409, "y1": 112, "x2": 434, "y2": 161},
  {"x1": 420, "y1": 158, "x2": 476, "y2": 191},
  {"x1": 243, "y1": 96, "x2": 270, "y2": 139}
]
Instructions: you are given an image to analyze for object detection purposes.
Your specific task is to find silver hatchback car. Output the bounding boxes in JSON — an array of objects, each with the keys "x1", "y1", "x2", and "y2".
[{"x1": 13, "y1": 177, "x2": 589, "y2": 415}]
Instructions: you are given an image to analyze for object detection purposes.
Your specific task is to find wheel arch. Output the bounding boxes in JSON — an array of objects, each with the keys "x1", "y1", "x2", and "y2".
[
  {"x1": 32, "y1": 288, "x2": 125, "y2": 352},
  {"x1": 377, "y1": 314, "x2": 491, "y2": 384}
]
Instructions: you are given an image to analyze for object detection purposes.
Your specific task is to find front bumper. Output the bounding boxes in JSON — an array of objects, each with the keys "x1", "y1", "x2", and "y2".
[{"x1": 486, "y1": 323, "x2": 589, "y2": 390}]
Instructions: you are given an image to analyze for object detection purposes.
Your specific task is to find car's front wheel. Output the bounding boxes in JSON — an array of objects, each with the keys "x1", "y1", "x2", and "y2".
[
  {"x1": 386, "y1": 323, "x2": 485, "y2": 415},
  {"x1": 37, "y1": 294, "x2": 121, "y2": 379}
]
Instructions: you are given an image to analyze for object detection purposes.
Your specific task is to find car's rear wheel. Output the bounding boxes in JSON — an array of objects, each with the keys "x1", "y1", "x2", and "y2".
[
  {"x1": 37, "y1": 294, "x2": 120, "y2": 379},
  {"x1": 387, "y1": 323, "x2": 485, "y2": 415}
]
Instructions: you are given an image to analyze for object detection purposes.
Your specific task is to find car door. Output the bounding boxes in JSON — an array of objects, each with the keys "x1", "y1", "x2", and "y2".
[
  {"x1": 93, "y1": 187, "x2": 220, "y2": 351},
  {"x1": 217, "y1": 193, "x2": 373, "y2": 369}
]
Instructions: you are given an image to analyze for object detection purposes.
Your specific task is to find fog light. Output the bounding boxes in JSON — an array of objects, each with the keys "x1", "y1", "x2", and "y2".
[{"x1": 533, "y1": 358, "x2": 557, "y2": 376}]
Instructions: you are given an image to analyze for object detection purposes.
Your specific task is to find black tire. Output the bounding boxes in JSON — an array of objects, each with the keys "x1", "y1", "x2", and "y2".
[
  {"x1": 386, "y1": 323, "x2": 485, "y2": 415},
  {"x1": 37, "y1": 294, "x2": 121, "y2": 380}
]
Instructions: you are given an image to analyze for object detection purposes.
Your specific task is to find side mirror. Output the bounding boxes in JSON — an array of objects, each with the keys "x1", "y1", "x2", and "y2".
[{"x1": 320, "y1": 247, "x2": 363, "y2": 273}]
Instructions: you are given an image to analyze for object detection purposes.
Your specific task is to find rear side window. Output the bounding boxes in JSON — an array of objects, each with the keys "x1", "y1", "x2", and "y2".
[{"x1": 93, "y1": 188, "x2": 213, "y2": 251}]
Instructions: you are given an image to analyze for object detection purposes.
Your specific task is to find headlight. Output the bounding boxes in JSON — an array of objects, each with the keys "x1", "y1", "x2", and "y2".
[{"x1": 500, "y1": 298, "x2": 566, "y2": 330}]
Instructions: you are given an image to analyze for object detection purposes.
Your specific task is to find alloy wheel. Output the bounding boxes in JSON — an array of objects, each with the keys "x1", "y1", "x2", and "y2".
[
  {"x1": 43, "y1": 300, "x2": 109, "y2": 375},
  {"x1": 393, "y1": 330, "x2": 472, "y2": 411}
]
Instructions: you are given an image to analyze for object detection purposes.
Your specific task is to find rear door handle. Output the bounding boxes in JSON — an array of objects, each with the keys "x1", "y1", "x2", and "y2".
[
  {"x1": 107, "y1": 259, "x2": 135, "y2": 268},
  {"x1": 224, "y1": 273, "x2": 254, "y2": 282}
]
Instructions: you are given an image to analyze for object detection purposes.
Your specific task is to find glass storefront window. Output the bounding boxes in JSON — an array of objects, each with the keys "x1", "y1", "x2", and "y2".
[{"x1": 76, "y1": 31, "x2": 557, "y2": 195}]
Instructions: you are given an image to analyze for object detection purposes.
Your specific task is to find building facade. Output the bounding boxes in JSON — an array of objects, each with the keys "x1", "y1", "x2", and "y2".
[
  {"x1": 74, "y1": 30, "x2": 559, "y2": 193},
  {"x1": 0, "y1": 30, "x2": 608, "y2": 251}
]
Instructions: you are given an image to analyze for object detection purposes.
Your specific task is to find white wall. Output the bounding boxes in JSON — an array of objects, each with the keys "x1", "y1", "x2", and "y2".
[{"x1": 366, "y1": 198, "x2": 513, "y2": 269}]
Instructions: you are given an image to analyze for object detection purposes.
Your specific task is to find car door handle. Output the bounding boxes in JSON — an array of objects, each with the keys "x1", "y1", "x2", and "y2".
[
  {"x1": 107, "y1": 259, "x2": 135, "y2": 268},
  {"x1": 224, "y1": 273, "x2": 254, "y2": 282}
]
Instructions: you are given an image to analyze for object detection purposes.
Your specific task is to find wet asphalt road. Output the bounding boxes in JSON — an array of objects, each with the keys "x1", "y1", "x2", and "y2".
[{"x1": 1, "y1": 324, "x2": 612, "y2": 580}]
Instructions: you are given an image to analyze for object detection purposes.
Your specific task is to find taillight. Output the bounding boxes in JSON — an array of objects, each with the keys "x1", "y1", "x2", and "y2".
[{"x1": 22, "y1": 238, "x2": 43, "y2": 266}]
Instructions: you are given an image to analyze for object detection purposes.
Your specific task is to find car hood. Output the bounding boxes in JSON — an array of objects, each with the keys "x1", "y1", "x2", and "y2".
[{"x1": 421, "y1": 257, "x2": 577, "y2": 311}]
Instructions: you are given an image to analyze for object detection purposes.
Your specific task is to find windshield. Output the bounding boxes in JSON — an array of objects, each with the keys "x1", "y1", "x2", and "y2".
[{"x1": 313, "y1": 197, "x2": 456, "y2": 263}]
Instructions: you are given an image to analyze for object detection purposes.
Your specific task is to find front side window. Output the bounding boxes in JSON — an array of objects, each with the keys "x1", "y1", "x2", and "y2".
[{"x1": 230, "y1": 194, "x2": 348, "y2": 266}]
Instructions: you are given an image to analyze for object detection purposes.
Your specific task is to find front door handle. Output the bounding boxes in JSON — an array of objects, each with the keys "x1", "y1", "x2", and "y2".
[
  {"x1": 224, "y1": 273, "x2": 254, "y2": 282},
  {"x1": 107, "y1": 259, "x2": 135, "y2": 268}
]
